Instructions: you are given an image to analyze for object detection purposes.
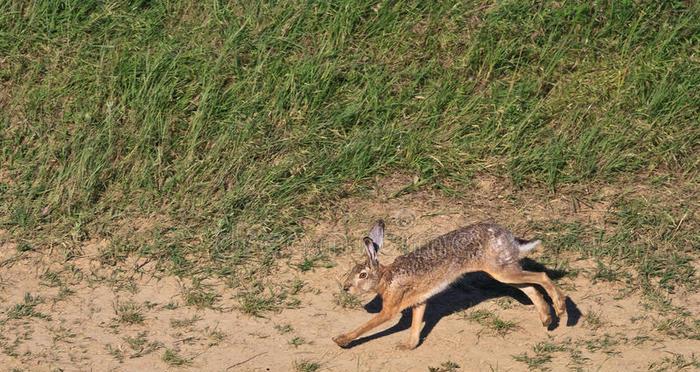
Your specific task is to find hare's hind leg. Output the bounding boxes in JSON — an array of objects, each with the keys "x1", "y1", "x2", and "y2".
[
  {"x1": 487, "y1": 267, "x2": 567, "y2": 318},
  {"x1": 513, "y1": 284, "x2": 552, "y2": 326},
  {"x1": 397, "y1": 302, "x2": 426, "y2": 350}
]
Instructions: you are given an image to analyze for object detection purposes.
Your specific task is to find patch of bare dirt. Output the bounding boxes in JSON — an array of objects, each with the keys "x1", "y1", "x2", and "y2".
[{"x1": 1, "y1": 175, "x2": 698, "y2": 371}]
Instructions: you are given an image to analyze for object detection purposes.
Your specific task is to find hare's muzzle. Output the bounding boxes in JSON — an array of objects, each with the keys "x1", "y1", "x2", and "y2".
[{"x1": 342, "y1": 284, "x2": 351, "y2": 292}]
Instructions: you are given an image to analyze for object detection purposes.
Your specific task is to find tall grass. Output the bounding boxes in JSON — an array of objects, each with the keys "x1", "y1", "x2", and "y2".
[{"x1": 1, "y1": 1, "x2": 698, "y2": 282}]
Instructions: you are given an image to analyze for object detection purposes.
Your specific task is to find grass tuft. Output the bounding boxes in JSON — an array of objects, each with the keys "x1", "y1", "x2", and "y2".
[
  {"x1": 7, "y1": 293, "x2": 49, "y2": 320},
  {"x1": 162, "y1": 349, "x2": 190, "y2": 367},
  {"x1": 124, "y1": 332, "x2": 163, "y2": 358},
  {"x1": 113, "y1": 301, "x2": 145, "y2": 325},
  {"x1": 463, "y1": 309, "x2": 518, "y2": 336},
  {"x1": 429, "y1": 361, "x2": 461, "y2": 372},
  {"x1": 293, "y1": 359, "x2": 321, "y2": 372},
  {"x1": 334, "y1": 289, "x2": 363, "y2": 309},
  {"x1": 182, "y1": 283, "x2": 219, "y2": 309}
]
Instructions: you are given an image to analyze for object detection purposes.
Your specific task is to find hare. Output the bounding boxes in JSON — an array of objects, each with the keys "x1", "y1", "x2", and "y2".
[{"x1": 332, "y1": 220, "x2": 567, "y2": 350}]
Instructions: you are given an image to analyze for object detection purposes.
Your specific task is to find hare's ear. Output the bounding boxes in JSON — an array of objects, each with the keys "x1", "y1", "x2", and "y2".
[
  {"x1": 368, "y1": 220, "x2": 385, "y2": 251},
  {"x1": 363, "y1": 237, "x2": 378, "y2": 269}
]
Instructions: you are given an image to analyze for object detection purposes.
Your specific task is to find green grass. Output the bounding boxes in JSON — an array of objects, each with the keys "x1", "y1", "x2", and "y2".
[
  {"x1": 105, "y1": 343, "x2": 125, "y2": 363},
  {"x1": 293, "y1": 359, "x2": 321, "y2": 372},
  {"x1": 162, "y1": 348, "x2": 190, "y2": 367},
  {"x1": 113, "y1": 301, "x2": 145, "y2": 325},
  {"x1": 288, "y1": 336, "x2": 307, "y2": 347},
  {"x1": 463, "y1": 309, "x2": 518, "y2": 336},
  {"x1": 170, "y1": 315, "x2": 201, "y2": 329},
  {"x1": 237, "y1": 280, "x2": 304, "y2": 316},
  {"x1": 6, "y1": 293, "x2": 49, "y2": 320},
  {"x1": 428, "y1": 361, "x2": 461, "y2": 372},
  {"x1": 582, "y1": 310, "x2": 605, "y2": 331},
  {"x1": 334, "y1": 288, "x2": 363, "y2": 309},
  {"x1": 0, "y1": 1, "x2": 698, "y2": 295},
  {"x1": 655, "y1": 317, "x2": 700, "y2": 340},
  {"x1": 513, "y1": 341, "x2": 569, "y2": 371},
  {"x1": 182, "y1": 281, "x2": 219, "y2": 309},
  {"x1": 296, "y1": 253, "x2": 334, "y2": 272},
  {"x1": 274, "y1": 323, "x2": 294, "y2": 334},
  {"x1": 204, "y1": 326, "x2": 226, "y2": 346},
  {"x1": 648, "y1": 353, "x2": 700, "y2": 372},
  {"x1": 124, "y1": 331, "x2": 163, "y2": 358},
  {"x1": 512, "y1": 352, "x2": 552, "y2": 371}
]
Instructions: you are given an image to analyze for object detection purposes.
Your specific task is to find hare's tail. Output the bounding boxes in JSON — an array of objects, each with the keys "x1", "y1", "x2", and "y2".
[{"x1": 516, "y1": 238, "x2": 541, "y2": 256}]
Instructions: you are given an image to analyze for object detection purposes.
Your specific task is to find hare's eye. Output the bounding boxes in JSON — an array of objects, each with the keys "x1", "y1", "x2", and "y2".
[{"x1": 359, "y1": 272, "x2": 367, "y2": 279}]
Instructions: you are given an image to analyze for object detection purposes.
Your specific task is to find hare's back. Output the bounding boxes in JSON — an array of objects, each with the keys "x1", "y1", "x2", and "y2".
[{"x1": 391, "y1": 223, "x2": 508, "y2": 275}]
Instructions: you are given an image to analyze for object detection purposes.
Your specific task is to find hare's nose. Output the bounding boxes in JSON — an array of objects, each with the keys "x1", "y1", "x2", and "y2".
[{"x1": 343, "y1": 284, "x2": 351, "y2": 292}]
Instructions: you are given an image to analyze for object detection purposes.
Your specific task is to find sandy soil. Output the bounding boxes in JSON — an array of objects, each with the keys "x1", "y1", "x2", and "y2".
[{"x1": 1, "y1": 176, "x2": 698, "y2": 371}]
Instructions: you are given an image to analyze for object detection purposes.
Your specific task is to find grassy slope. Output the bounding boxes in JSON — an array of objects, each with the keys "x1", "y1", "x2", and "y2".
[{"x1": 1, "y1": 1, "x2": 698, "y2": 289}]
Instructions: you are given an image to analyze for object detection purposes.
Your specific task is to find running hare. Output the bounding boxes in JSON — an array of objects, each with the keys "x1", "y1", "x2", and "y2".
[{"x1": 332, "y1": 220, "x2": 567, "y2": 349}]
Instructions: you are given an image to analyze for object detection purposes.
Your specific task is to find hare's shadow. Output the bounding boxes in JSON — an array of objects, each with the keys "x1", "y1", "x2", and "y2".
[{"x1": 346, "y1": 259, "x2": 582, "y2": 348}]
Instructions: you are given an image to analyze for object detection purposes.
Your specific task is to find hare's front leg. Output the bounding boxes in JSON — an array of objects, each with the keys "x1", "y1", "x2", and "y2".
[
  {"x1": 396, "y1": 302, "x2": 426, "y2": 350},
  {"x1": 332, "y1": 308, "x2": 397, "y2": 347},
  {"x1": 333, "y1": 296, "x2": 402, "y2": 348}
]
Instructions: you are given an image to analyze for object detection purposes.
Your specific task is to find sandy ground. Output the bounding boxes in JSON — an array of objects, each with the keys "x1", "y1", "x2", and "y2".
[{"x1": 1, "y1": 176, "x2": 698, "y2": 371}]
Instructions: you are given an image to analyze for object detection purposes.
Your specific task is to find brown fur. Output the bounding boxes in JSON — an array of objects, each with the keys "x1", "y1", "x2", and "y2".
[{"x1": 332, "y1": 221, "x2": 567, "y2": 349}]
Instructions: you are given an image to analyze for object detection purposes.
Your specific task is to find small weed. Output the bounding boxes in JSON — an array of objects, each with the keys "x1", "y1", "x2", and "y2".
[
  {"x1": 583, "y1": 310, "x2": 605, "y2": 330},
  {"x1": 56, "y1": 286, "x2": 75, "y2": 301},
  {"x1": 334, "y1": 289, "x2": 362, "y2": 309},
  {"x1": 568, "y1": 347, "x2": 589, "y2": 369},
  {"x1": 275, "y1": 324, "x2": 294, "y2": 334},
  {"x1": 49, "y1": 325, "x2": 76, "y2": 343},
  {"x1": 494, "y1": 298, "x2": 514, "y2": 310},
  {"x1": 170, "y1": 315, "x2": 202, "y2": 329},
  {"x1": 163, "y1": 302, "x2": 179, "y2": 310},
  {"x1": 7, "y1": 293, "x2": 49, "y2": 320},
  {"x1": 16, "y1": 242, "x2": 33, "y2": 253},
  {"x1": 632, "y1": 335, "x2": 653, "y2": 345},
  {"x1": 289, "y1": 278, "x2": 305, "y2": 295},
  {"x1": 124, "y1": 332, "x2": 163, "y2": 358},
  {"x1": 143, "y1": 301, "x2": 158, "y2": 310},
  {"x1": 428, "y1": 361, "x2": 461, "y2": 372},
  {"x1": 513, "y1": 341, "x2": 567, "y2": 371},
  {"x1": 183, "y1": 283, "x2": 219, "y2": 309},
  {"x1": 584, "y1": 334, "x2": 620, "y2": 354},
  {"x1": 114, "y1": 301, "x2": 145, "y2": 325},
  {"x1": 655, "y1": 317, "x2": 700, "y2": 340},
  {"x1": 238, "y1": 290, "x2": 282, "y2": 316},
  {"x1": 289, "y1": 336, "x2": 307, "y2": 347},
  {"x1": 204, "y1": 326, "x2": 226, "y2": 346},
  {"x1": 463, "y1": 309, "x2": 518, "y2": 336},
  {"x1": 513, "y1": 353, "x2": 552, "y2": 370},
  {"x1": 39, "y1": 270, "x2": 62, "y2": 287},
  {"x1": 293, "y1": 359, "x2": 321, "y2": 372},
  {"x1": 237, "y1": 282, "x2": 301, "y2": 316},
  {"x1": 296, "y1": 253, "x2": 333, "y2": 272},
  {"x1": 648, "y1": 353, "x2": 700, "y2": 371},
  {"x1": 162, "y1": 349, "x2": 190, "y2": 366},
  {"x1": 533, "y1": 341, "x2": 566, "y2": 354},
  {"x1": 105, "y1": 343, "x2": 125, "y2": 363},
  {"x1": 591, "y1": 260, "x2": 620, "y2": 283}
]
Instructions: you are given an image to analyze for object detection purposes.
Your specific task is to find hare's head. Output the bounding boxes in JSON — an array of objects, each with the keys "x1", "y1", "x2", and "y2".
[{"x1": 341, "y1": 220, "x2": 385, "y2": 296}]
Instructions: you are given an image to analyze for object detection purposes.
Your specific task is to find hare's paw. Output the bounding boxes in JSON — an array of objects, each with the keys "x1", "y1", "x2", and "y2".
[
  {"x1": 555, "y1": 296, "x2": 567, "y2": 317},
  {"x1": 540, "y1": 313, "x2": 553, "y2": 327},
  {"x1": 332, "y1": 334, "x2": 353, "y2": 348}
]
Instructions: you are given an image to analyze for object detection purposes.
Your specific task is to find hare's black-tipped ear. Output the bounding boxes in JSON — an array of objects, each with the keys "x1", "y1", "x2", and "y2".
[
  {"x1": 368, "y1": 219, "x2": 385, "y2": 251},
  {"x1": 363, "y1": 237, "x2": 378, "y2": 269}
]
